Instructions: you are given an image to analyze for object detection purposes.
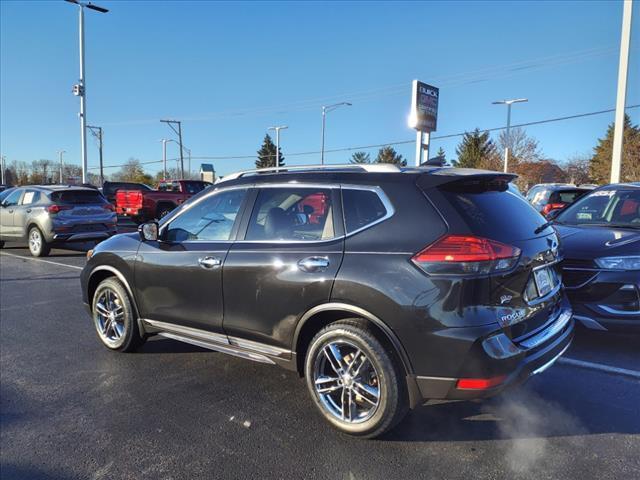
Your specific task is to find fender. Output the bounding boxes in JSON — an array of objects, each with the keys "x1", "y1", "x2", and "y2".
[
  {"x1": 88, "y1": 264, "x2": 146, "y2": 335},
  {"x1": 293, "y1": 302, "x2": 414, "y2": 375}
]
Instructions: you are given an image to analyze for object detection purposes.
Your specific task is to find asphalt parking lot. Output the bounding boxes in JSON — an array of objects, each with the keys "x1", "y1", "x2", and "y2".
[{"x1": 1, "y1": 236, "x2": 639, "y2": 480}]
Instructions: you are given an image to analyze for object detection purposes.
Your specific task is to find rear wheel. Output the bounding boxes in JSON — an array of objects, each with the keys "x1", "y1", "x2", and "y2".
[
  {"x1": 28, "y1": 226, "x2": 50, "y2": 257},
  {"x1": 304, "y1": 319, "x2": 408, "y2": 438},
  {"x1": 92, "y1": 277, "x2": 144, "y2": 352}
]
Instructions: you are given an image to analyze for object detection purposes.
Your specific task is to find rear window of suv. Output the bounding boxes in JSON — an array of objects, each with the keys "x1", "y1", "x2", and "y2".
[
  {"x1": 441, "y1": 187, "x2": 549, "y2": 241},
  {"x1": 50, "y1": 190, "x2": 105, "y2": 205}
]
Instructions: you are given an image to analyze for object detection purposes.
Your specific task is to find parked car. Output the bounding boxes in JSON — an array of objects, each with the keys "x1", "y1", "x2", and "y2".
[
  {"x1": 0, "y1": 185, "x2": 117, "y2": 256},
  {"x1": 102, "y1": 181, "x2": 151, "y2": 206},
  {"x1": 553, "y1": 183, "x2": 640, "y2": 333},
  {"x1": 81, "y1": 165, "x2": 573, "y2": 438},
  {"x1": 115, "y1": 179, "x2": 211, "y2": 223},
  {"x1": 526, "y1": 184, "x2": 594, "y2": 217},
  {"x1": 0, "y1": 184, "x2": 12, "y2": 193}
]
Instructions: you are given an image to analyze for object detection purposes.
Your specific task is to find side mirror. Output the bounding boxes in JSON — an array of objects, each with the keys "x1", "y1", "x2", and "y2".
[{"x1": 138, "y1": 221, "x2": 159, "y2": 242}]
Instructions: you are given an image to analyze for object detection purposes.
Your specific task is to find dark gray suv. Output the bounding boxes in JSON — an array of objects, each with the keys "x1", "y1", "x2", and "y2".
[{"x1": 81, "y1": 165, "x2": 573, "y2": 437}]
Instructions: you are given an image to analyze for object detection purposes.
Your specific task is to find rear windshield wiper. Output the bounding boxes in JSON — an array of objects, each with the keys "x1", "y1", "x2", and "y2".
[{"x1": 534, "y1": 220, "x2": 557, "y2": 234}]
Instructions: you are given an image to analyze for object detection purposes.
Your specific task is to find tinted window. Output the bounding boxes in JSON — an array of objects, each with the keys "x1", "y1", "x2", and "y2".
[
  {"x1": 165, "y1": 189, "x2": 247, "y2": 242},
  {"x1": 554, "y1": 190, "x2": 587, "y2": 204},
  {"x1": 21, "y1": 191, "x2": 42, "y2": 205},
  {"x1": 343, "y1": 189, "x2": 387, "y2": 233},
  {"x1": 556, "y1": 188, "x2": 640, "y2": 227},
  {"x1": 530, "y1": 189, "x2": 551, "y2": 208},
  {"x1": 441, "y1": 189, "x2": 549, "y2": 241},
  {"x1": 2, "y1": 189, "x2": 22, "y2": 206},
  {"x1": 51, "y1": 190, "x2": 105, "y2": 204},
  {"x1": 246, "y1": 188, "x2": 335, "y2": 241},
  {"x1": 184, "y1": 182, "x2": 208, "y2": 194}
]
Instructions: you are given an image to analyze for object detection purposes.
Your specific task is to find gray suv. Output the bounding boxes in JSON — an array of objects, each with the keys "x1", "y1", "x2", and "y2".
[{"x1": 0, "y1": 185, "x2": 117, "y2": 257}]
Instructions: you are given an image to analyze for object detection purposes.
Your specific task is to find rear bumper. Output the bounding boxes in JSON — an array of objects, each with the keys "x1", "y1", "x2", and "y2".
[
  {"x1": 411, "y1": 301, "x2": 574, "y2": 402},
  {"x1": 52, "y1": 229, "x2": 117, "y2": 242}
]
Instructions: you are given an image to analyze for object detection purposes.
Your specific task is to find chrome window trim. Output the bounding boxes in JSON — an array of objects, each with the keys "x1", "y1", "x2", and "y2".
[
  {"x1": 597, "y1": 304, "x2": 640, "y2": 316},
  {"x1": 159, "y1": 182, "x2": 394, "y2": 246}
]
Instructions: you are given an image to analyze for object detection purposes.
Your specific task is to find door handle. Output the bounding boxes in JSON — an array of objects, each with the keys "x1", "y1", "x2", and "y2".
[
  {"x1": 297, "y1": 256, "x2": 330, "y2": 273},
  {"x1": 198, "y1": 256, "x2": 222, "y2": 269}
]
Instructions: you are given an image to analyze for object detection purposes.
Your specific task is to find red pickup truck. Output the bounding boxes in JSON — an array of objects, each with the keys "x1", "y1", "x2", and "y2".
[{"x1": 115, "y1": 180, "x2": 211, "y2": 223}]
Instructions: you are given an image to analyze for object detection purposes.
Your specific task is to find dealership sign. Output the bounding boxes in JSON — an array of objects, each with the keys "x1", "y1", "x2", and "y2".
[{"x1": 409, "y1": 80, "x2": 439, "y2": 132}]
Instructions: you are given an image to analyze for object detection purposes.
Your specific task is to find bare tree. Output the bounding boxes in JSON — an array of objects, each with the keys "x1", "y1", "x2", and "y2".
[{"x1": 496, "y1": 127, "x2": 544, "y2": 166}]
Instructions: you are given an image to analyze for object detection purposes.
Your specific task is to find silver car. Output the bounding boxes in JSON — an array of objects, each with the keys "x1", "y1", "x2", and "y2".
[{"x1": 0, "y1": 185, "x2": 117, "y2": 257}]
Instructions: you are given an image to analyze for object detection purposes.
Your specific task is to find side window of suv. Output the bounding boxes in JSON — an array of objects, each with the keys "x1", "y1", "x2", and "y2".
[
  {"x1": 21, "y1": 190, "x2": 41, "y2": 205},
  {"x1": 246, "y1": 188, "x2": 335, "y2": 241},
  {"x1": 164, "y1": 189, "x2": 247, "y2": 242},
  {"x1": 342, "y1": 188, "x2": 388, "y2": 233},
  {"x1": 2, "y1": 189, "x2": 23, "y2": 207}
]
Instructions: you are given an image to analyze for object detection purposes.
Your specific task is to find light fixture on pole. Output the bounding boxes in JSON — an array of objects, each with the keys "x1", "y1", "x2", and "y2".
[
  {"x1": 65, "y1": 0, "x2": 109, "y2": 184},
  {"x1": 268, "y1": 126, "x2": 288, "y2": 172},
  {"x1": 160, "y1": 119, "x2": 184, "y2": 179},
  {"x1": 58, "y1": 150, "x2": 66, "y2": 184},
  {"x1": 492, "y1": 98, "x2": 528, "y2": 173},
  {"x1": 321, "y1": 102, "x2": 351, "y2": 165}
]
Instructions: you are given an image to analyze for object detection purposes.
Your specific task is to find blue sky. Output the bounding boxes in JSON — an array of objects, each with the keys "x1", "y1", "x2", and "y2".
[{"x1": 1, "y1": 0, "x2": 638, "y2": 178}]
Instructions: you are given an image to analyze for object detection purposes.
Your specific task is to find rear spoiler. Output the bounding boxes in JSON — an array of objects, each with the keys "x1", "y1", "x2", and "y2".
[{"x1": 416, "y1": 170, "x2": 517, "y2": 191}]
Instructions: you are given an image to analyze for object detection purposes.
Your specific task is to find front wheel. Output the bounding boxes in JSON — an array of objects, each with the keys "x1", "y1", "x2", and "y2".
[
  {"x1": 92, "y1": 277, "x2": 144, "y2": 352},
  {"x1": 304, "y1": 319, "x2": 408, "y2": 438},
  {"x1": 28, "y1": 226, "x2": 50, "y2": 257}
]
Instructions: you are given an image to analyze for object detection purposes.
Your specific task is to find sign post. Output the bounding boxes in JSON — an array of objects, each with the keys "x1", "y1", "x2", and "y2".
[{"x1": 409, "y1": 80, "x2": 439, "y2": 166}]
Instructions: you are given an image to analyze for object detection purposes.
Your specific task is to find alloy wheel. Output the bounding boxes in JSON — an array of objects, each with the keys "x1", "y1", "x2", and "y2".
[
  {"x1": 312, "y1": 340, "x2": 381, "y2": 424},
  {"x1": 29, "y1": 229, "x2": 42, "y2": 254},
  {"x1": 94, "y1": 288, "x2": 126, "y2": 346}
]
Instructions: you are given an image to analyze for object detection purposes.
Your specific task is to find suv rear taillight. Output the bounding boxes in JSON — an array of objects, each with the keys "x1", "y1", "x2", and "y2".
[
  {"x1": 412, "y1": 235, "x2": 521, "y2": 275},
  {"x1": 47, "y1": 205, "x2": 73, "y2": 214}
]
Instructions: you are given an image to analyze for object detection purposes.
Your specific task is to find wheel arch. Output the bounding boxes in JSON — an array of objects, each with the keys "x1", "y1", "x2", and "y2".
[
  {"x1": 293, "y1": 303, "x2": 414, "y2": 377},
  {"x1": 87, "y1": 265, "x2": 145, "y2": 335}
]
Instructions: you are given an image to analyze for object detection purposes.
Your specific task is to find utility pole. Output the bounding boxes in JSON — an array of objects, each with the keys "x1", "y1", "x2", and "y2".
[
  {"x1": 183, "y1": 147, "x2": 192, "y2": 178},
  {"x1": 65, "y1": 0, "x2": 108, "y2": 184},
  {"x1": 161, "y1": 139, "x2": 168, "y2": 180},
  {"x1": 87, "y1": 126, "x2": 103, "y2": 186},
  {"x1": 611, "y1": 0, "x2": 633, "y2": 184},
  {"x1": 160, "y1": 119, "x2": 184, "y2": 179},
  {"x1": 0, "y1": 155, "x2": 5, "y2": 185},
  {"x1": 58, "y1": 150, "x2": 66, "y2": 184},
  {"x1": 268, "y1": 126, "x2": 288, "y2": 172},
  {"x1": 492, "y1": 98, "x2": 528, "y2": 173},
  {"x1": 321, "y1": 102, "x2": 351, "y2": 165}
]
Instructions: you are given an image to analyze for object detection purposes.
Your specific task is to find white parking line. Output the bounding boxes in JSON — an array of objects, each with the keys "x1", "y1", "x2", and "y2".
[
  {"x1": 558, "y1": 357, "x2": 640, "y2": 380},
  {"x1": 0, "y1": 252, "x2": 83, "y2": 271}
]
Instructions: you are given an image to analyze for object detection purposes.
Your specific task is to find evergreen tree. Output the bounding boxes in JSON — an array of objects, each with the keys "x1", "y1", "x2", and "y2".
[
  {"x1": 436, "y1": 147, "x2": 446, "y2": 160},
  {"x1": 589, "y1": 114, "x2": 640, "y2": 183},
  {"x1": 256, "y1": 134, "x2": 285, "y2": 169},
  {"x1": 453, "y1": 129, "x2": 496, "y2": 168},
  {"x1": 375, "y1": 146, "x2": 406, "y2": 166},
  {"x1": 350, "y1": 151, "x2": 371, "y2": 164}
]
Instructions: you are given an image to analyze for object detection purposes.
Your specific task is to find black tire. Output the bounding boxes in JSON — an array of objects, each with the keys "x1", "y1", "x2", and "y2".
[
  {"x1": 304, "y1": 319, "x2": 408, "y2": 438},
  {"x1": 156, "y1": 204, "x2": 174, "y2": 220},
  {"x1": 27, "y1": 226, "x2": 50, "y2": 257},
  {"x1": 0, "y1": 240, "x2": 4, "y2": 249},
  {"x1": 91, "y1": 277, "x2": 144, "y2": 352}
]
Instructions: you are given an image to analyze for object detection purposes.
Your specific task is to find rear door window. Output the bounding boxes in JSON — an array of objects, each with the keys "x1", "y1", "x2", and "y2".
[
  {"x1": 441, "y1": 188, "x2": 549, "y2": 241},
  {"x1": 246, "y1": 188, "x2": 335, "y2": 241},
  {"x1": 342, "y1": 188, "x2": 388, "y2": 233},
  {"x1": 51, "y1": 190, "x2": 105, "y2": 205},
  {"x1": 21, "y1": 190, "x2": 41, "y2": 205}
]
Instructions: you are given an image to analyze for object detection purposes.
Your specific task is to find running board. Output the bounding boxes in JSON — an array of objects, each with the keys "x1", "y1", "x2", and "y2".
[{"x1": 142, "y1": 318, "x2": 280, "y2": 365}]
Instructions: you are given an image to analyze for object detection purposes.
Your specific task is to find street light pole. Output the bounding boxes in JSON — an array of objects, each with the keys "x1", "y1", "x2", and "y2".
[
  {"x1": 183, "y1": 147, "x2": 192, "y2": 178},
  {"x1": 160, "y1": 119, "x2": 184, "y2": 179},
  {"x1": 58, "y1": 150, "x2": 66, "y2": 184},
  {"x1": 161, "y1": 139, "x2": 168, "y2": 180},
  {"x1": 492, "y1": 98, "x2": 528, "y2": 173},
  {"x1": 321, "y1": 102, "x2": 352, "y2": 165},
  {"x1": 268, "y1": 126, "x2": 288, "y2": 172},
  {"x1": 65, "y1": 0, "x2": 108, "y2": 184},
  {"x1": 1, "y1": 155, "x2": 6, "y2": 185},
  {"x1": 87, "y1": 125, "x2": 103, "y2": 186},
  {"x1": 611, "y1": 0, "x2": 633, "y2": 184}
]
